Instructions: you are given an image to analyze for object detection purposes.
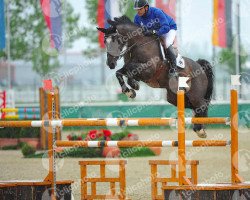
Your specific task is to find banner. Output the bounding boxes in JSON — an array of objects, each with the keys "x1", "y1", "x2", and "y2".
[
  {"x1": 0, "y1": 0, "x2": 5, "y2": 50},
  {"x1": 212, "y1": 0, "x2": 232, "y2": 48},
  {"x1": 97, "y1": 0, "x2": 105, "y2": 48},
  {"x1": 40, "y1": 0, "x2": 62, "y2": 50},
  {"x1": 97, "y1": 0, "x2": 121, "y2": 48},
  {"x1": 156, "y1": 0, "x2": 176, "y2": 20}
]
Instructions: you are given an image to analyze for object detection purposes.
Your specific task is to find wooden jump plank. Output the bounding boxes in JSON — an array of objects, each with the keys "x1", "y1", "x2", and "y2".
[
  {"x1": 162, "y1": 183, "x2": 250, "y2": 190},
  {"x1": 149, "y1": 160, "x2": 199, "y2": 165},
  {"x1": 0, "y1": 180, "x2": 73, "y2": 188},
  {"x1": 82, "y1": 178, "x2": 120, "y2": 182},
  {"x1": 79, "y1": 160, "x2": 127, "y2": 165}
]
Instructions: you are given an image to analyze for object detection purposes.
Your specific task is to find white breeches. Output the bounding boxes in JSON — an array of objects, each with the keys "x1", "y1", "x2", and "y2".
[{"x1": 162, "y1": 29, "x2": 177, "y2": 48}]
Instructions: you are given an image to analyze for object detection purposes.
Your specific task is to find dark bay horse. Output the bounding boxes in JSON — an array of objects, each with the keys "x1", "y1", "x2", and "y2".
[{"x1": 97, "y1": 16, "x2": 214, "y2": 138}]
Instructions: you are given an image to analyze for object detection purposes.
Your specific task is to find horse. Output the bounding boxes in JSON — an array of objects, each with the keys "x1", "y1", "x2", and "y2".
[{"x1": 97, "y1": 16, "x2": 214, "y2": 138}]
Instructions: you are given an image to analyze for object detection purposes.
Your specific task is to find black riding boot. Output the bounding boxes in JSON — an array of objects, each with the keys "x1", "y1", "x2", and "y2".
[{"x1": 166, "y1": 45, "x2": 178, "y2": 77}]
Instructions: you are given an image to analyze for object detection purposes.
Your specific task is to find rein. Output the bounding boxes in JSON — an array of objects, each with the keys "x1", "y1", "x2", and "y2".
[
  {"x1": 106, "y1": 32, "x2": 159, "y2": 60},
  {"x1": 119, "y1": 37, "x2": 159, "y2": 59}
]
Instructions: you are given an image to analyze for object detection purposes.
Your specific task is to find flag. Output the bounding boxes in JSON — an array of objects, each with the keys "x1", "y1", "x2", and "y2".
[
  {"x1": 43, "y1": 79, "x2": 53, "y2": 90},
  {"x1": 212, "y1": 0, "x2": 232, "y2": 48},
  {"x1": 97, "y1": 0, "x2": 105, "y2": 48},
  {"x1": 0, "y1": 0, "x2": 5, "y2": 50},
  {"x1": 40, "y1": 0, "x2": 62, "y2": 51},
  {"x1": 156, "y1": 0, "x2": 176, "y2": 20},
  {"x1": 0, "y1": 90, "x2": 6, "y2": 119},
  {"x1": 97, "y1": 0, "x2": 121, "y2": 48}
]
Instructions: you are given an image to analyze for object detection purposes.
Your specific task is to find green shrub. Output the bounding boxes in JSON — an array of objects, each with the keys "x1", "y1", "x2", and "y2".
[
  {"x1": 19, "y1": 127, "x2": 40, "y2": 138},
  {"x1": 110, "y1": 130, "x2": 130, "y2": 141},
  {"x1": 25, "y1": 152, "x2": 46, "y2": 158},
  {"x1": 1, "y1": 145, "x2": 19, "y2": 150},
  {"x1": 60, "y1": 147, "x2": 102, "y2": 158},
  {"x1": 0, "y1": 127, "x2": 39, "y2": 138},
  {"x1": 1, "y1": 142, "x2": 30, "y2": 150},
  {"x1": 0, "y1": 127, "x2": 22, "y2": 138},
  {"x1": 120, "y1": 147, "x2": 155, "y2": 158},
  {"x1": 21, "y1": 143, "x2": 36, "y2": 157},
  {"x1": 18, "y1": 142, "x2": 27, "y2": 148}
]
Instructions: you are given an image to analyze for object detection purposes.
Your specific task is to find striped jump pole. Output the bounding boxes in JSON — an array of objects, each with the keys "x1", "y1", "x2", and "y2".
[
  {"x1": 0, "y1": 107, "x2": 40, "y2": 113},
  {"x1": 56, "y1": 140, "x2": 230, "y2": 148},
  {"x1": 0, "y1": 117, "x2": 230, "y2": 128},
  {"x1": 0, "y1": 107, "x2": 40, "y2": 120},
  {"x1": 4, "y1": 114, "x2": 40, "y2": 120}
]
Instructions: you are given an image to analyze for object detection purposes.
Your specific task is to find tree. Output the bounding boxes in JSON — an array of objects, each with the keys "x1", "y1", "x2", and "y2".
[
  {"x1": 218, "y1": 46, "x2": 248, "y2": 74},
  {"x1": 0, "y1": 0, "x2": 81, "y2": 77}
]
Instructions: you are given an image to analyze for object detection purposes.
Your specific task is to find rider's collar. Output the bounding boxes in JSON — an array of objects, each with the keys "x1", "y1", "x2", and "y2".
[{"x1": 142, "y1": 6, "x2": 151, "y2": 18}]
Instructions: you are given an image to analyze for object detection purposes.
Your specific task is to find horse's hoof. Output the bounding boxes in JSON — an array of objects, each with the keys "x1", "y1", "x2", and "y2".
[
  {"x1": 195, "y1": 129, "x2": 207, "y2": 138},
  {"x1": 126, "y1": 89, "x2": 136, "y2": 98},
  {"x1": 122, "y1": 86, "x2": 130, "y2": 94}
]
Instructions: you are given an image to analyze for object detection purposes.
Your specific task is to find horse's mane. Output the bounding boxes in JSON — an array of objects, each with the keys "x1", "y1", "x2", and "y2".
[
  {"x1": 113, "y1": 15, "x2": 133, "y2": 25},
  {"x1": 105, "y1": 16, "x2": 138, "y2": 35}
]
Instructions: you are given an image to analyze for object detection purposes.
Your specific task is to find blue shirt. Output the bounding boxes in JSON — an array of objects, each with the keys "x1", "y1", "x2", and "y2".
[{"x1": 134, "y1": 7, "x2": 177, "y2": 36}]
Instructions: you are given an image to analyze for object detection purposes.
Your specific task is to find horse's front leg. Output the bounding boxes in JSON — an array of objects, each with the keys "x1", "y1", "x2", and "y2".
[
  {"x1": 116, "y1": 67, "x2": 136, "y2": 98},
  {"x1": 127, "y1": 76, "x2": 140, "y2": 91}
]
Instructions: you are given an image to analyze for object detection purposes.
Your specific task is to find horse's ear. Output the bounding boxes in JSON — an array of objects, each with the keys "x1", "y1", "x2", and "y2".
[
  {"x1": 97, "y1": 27, "x2": 107, "y2": 33},
  {"x1": 107, "y1": 19, "x2": 117, "y2": 27}
]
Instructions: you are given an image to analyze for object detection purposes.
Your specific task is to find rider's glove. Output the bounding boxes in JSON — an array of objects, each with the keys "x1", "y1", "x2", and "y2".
[{"x1": 143, "y1": 29, "x2": 156, "y2": 36}]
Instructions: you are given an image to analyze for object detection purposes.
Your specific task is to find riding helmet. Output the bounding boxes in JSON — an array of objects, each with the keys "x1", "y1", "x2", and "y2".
[{"x1": 134, "y1": 0, "x2": 149, "y2": 10}]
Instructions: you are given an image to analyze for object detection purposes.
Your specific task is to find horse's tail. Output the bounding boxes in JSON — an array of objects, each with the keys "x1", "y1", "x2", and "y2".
[{"x1": 196, "y1": 59, "x2": 214, "y2": 103}]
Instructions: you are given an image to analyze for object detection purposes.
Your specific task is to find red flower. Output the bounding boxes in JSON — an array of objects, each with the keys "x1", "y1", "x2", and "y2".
[
  {"x1": 77, "y1": 136, "x2": 83, "y2": 141},
  {"x1": 88, "y1": 130, "x2": 97, "y2": 135},
  {"x1": 88, "y1": 130, "x2": 97, "y2": 140},
  {"x1": 97, "y1": 133, "x2": 103, "y2": 138},
  {"x1": 103, "y1": 130, "x2": 112, "y2": 137},
  {"x1": 128, "y1": 134, "x2": 133, "y2": 137},
  {"x1": 67, "y1": 135, "x2": 72, "y2": 140}
]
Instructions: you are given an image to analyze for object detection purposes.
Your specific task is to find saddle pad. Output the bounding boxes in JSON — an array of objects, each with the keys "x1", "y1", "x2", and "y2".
[{"x1": 176, "y1": 54, "x2": 185, "y2": 69}]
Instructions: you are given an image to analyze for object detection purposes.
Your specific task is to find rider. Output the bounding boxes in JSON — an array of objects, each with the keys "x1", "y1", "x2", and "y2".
[{"x1": 134, "y1": 0, "x2": 178, "y2": 77}]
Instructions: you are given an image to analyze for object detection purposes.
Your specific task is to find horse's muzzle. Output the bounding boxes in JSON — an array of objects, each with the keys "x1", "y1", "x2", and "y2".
[
  {"x1": 107, "y1": 60, "x2": 116, "y2": 69},
  {"x1": 109, "y1": 64, "x2": 116, "y2": 69}
]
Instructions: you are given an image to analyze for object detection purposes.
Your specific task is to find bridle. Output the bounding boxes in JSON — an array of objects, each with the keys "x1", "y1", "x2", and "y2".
[{"x1": 105, "y1": 31, "x2": 159, "y2": 60}]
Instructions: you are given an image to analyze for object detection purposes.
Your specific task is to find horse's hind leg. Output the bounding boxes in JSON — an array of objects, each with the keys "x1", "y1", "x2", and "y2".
[
  {"x1": 116, "y1": 68, "x2": 136, "y2": 98},
  {"x1": 193, "y1": 105, "x2": 208, "y2": 138}
]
